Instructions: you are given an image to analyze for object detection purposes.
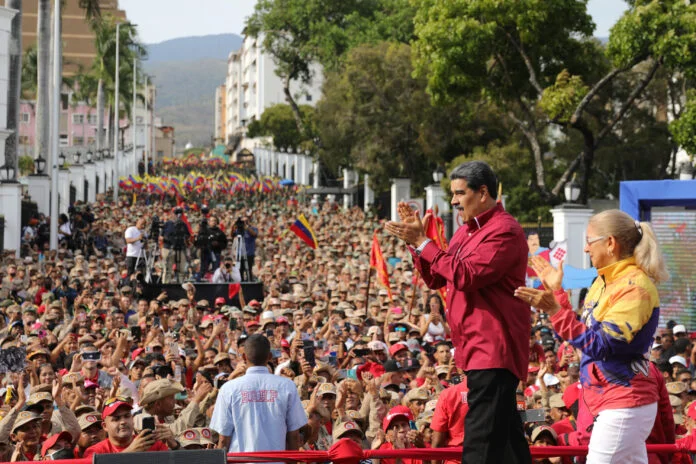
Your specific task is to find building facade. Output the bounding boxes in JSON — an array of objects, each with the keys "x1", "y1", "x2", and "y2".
[
  {"x1": 223, "y1": 33, "x2": 323, "y2": 143},
  {"x1": 22, "y1": 0, "x2": 127, "y2": 76}
]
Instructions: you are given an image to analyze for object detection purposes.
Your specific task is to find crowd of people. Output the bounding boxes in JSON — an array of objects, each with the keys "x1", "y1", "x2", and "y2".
[{"x1": 0, "y1": 160, "x2": 694, "y2": 464}]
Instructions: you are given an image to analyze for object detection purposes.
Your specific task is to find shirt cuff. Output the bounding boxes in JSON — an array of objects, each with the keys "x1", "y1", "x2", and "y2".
[{"x1": 415, "y1": 239, "x2": 432, "y2": 256}]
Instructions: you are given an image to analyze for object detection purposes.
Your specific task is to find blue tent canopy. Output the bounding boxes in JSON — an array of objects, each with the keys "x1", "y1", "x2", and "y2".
[{"x1": 620, "y1": 180, "x2": 696, "y2": 220}]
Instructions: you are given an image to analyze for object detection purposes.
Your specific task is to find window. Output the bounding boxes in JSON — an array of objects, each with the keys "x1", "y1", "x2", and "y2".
[
  {"x1": 87, "y1": 137, "x2": 95, "y2": 146},
  {"x1": 306, "y1": 94, "x2": 313, "y2": 102},
  {"x1": 19, "y1": 136, "x2": 30, "y2": 145},
  {"x1": 61, "y1": 94, "x2": 69, "y2": 111},
  {"x1": 88, "y1": 115, "x2": 98, "y2": 125},
  {"x1": 59, "y1": 134, "x2": 69, "y2": 147},
  {"x1": 157, "y1": 151, "x2": 164, "y2": 157},
  {"x1": 73, "y1": 114, "x2": 84, "y2": 124},
  {"x1": 20, "y1": 113, "x2": 30, "y2": 123},
  {"x1": 73, "y1": 136, "x2": 84, "y2": 146}
]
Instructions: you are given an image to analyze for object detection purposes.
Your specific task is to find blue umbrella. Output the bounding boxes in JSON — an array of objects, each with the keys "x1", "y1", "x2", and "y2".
[{"x1": 279, "y1": 179, "x2": 295, "y2": 186}]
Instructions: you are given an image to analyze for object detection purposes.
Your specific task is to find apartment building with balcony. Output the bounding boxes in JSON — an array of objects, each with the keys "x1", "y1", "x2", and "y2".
[{"x1": 223, "y1": 33, "x2": 323, "y2": 144}]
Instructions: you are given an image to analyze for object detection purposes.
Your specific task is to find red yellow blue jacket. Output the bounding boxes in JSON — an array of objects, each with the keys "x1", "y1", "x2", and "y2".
[{"x1": 550, "y1": 257, "x2": 660, "y2": 415}]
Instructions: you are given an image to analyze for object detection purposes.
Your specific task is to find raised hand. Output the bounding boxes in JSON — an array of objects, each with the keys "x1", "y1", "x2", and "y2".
[
  {"x1": 514, "y1": 287, "x2": 562, "y2": 316},
  {"x1": 529, "y1": 256, "x2": 564, "y2": 292}
]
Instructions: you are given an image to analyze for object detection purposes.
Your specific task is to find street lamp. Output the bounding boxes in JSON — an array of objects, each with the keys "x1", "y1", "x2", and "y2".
[
  {"x1": 0, "y1": 163, "x2": 16, "y2": 182},
  {"x1": 35, "y1": 155, "x2": 47, "y2": 175},
  {"x1": 86, "y1": 151, "x2": 93, "y2": 163},
  {"x1": 432, "y1": 166, "x2": 445, "y2": 183},
  {"x1": 564, "y1": 174, "x2": 581, "y2": 203},
  {"x1": 73, "y1": 151, "x2": 82, "y2": 165},
  {"x1": 58, "y1": 152, "x2": 66, "y2": 167},
  {"x1": 280, "y1": 147, "x2": 286, "y2": 153}
]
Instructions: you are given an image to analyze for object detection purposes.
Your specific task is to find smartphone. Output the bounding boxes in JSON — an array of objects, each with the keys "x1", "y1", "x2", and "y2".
[
  {"x1": 142, "y1": 416, "x2": 156, "y2": 431},
  {"x1": 153, "y1": 316, "x2": 161, "y2": 328},
  {"x1": 303, "y1": 340, "x2": 314, "y2": 349},
  {"x1": 228, "y1": 318, "x2": 238, "y2": 331},
  {"x1": 169, "y1": 342, "x2": 179, "y2": 355},
  {"x1": 522, "y1": 408, "x2": 546, "y2": 423},
  {"x1": 265, "y1": 329, "x2": 274, "y2": 338},
  {"x1": 409, "y1": 420, "x2": 418, "y2": 431},
  {"x1": 130, "y1": 326, "x2": 142, "y2": 339},
  {"x1": 328, "y1": 355, "x2": 337, "y2": 366},
  {"x1": 353, "y1": 348, "x2": 370, "y2": 357},
  {"x1": 82, "y1": 351, "x2": 101, "y2": 362},
  {"x1": 303, "y1": 346, "x2": 316, "y2": 367}
]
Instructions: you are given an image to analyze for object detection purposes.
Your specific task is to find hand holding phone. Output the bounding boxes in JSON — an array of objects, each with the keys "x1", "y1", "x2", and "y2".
[{"x1": 141, "y1": 416, "x2": 156, "y2": 431}]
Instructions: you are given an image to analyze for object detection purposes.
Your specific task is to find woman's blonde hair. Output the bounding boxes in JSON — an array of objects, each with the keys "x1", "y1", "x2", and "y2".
[{"x1": 589, "y1": 209, "x2": 669, "y2": 283}]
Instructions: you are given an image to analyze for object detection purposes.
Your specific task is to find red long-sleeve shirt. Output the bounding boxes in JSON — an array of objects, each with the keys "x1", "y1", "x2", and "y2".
[{"x1": 412, "y1": 204, "x2": 530, "y2": 380}]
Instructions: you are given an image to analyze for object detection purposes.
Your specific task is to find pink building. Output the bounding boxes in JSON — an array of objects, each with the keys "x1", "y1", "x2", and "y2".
[{"x1": 19, "y1": 96, "x2": 128, "y2": 157}]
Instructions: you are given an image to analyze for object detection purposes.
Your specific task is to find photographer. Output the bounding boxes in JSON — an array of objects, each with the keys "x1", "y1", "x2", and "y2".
[
  {"x1": 195, "y1": 216, "x2": 228, "y2": 281},
  {"x1": 125, "y1": 218, "x2": 147, "y2": 277},
  {"x1": 160, "y1": 208, "x2": 191, "y2": 283},
  {"x1": 212, "y1": 258, "x2": 241, "y2": 284},
  {"x1": 232, "y1": 214, "x2": 258, "y2": 282}
]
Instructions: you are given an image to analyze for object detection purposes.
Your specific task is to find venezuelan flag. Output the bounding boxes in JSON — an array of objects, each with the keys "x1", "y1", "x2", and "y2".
[{"x1": 289, "y1": 214, "x2": 318, "y2": 249}]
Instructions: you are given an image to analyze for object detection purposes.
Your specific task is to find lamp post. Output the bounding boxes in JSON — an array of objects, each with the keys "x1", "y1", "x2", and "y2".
[
  {"x1": 432, "y1": 166, "x2": 445, "y2": 184},
  {"x1": 564, "y1": 173, "x2": 581, "y2": 203},
  {"x1": 112, "y1": 21, "x2": 124, "y2": 202},
  {"x1": 49, "y1": 0, "x2": 62, "y2": 250},
  {"x1": 73, "y1": 151, "x2": 82, "y2": 165},
  {"x1": 58, "y1": 152, "x2": 66, "y2": 168},
  {"x1": 86, "y1": 151, "x2": 93, "y2": 164},
  {"x1": 35, "y1": 155, "x2": 47, "y2": 175},
  {"x1": 0, "y1": 164, "x2": 17, "y2": 183}
]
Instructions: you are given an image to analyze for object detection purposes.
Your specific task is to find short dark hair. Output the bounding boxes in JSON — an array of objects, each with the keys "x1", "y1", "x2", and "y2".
[
  {"x1": 449, "y1": 161, "x2": 498, "y2": 199},
  {"x1": 244, "y1": 334, "x2": 271, "y2": 366}
]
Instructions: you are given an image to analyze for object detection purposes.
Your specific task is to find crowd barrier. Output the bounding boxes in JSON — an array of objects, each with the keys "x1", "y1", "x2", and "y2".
[{"x1": 8, "y1": 440, "x2": 695, "y2": 464}]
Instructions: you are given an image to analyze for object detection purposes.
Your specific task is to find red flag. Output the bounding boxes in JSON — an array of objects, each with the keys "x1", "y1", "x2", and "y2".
[
  {"x1": 228, "y1": 283, "x2": 241, "y2": 299},
  {"x1": 370, "y1": 232, "x2": 392, "y2": 301},
  {"x1": 423, "y1": 210, "x2": 448, "y2": 307}
]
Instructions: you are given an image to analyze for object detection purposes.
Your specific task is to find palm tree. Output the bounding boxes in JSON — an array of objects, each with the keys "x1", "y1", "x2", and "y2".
[
  {"x1": 5, "y1": 0, "x2": 22, "y2": 181},
  {"x1": 90, "y1": 17, "x2": 146, "y2": 153},
  {"x1": 34, "y1": 0, "x2": 101, "y2": 161}
]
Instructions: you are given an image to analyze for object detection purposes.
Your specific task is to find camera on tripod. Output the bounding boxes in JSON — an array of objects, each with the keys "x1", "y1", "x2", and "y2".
[
  {"x1": 234, "y1": 217, "x2": 245, "y2": 236},
  {"x1": 150, "y1": 215, "x2": 162, "y2": 238}
]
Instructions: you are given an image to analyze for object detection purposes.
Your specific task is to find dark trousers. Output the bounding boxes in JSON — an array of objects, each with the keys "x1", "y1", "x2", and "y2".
[{"x1": 462, "y1": 369, "x2": 531, "y2": 464}]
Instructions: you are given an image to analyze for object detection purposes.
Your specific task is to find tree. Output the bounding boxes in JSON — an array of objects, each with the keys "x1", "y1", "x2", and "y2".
[
  {"x1": 316, "y1": 42, "x2": 506, "y2": 193},
  {"x1": 670, "y1": 90, "x2": 696, "y2": 161},
  {"x1": 249, "y1": 104, "x2": 315, "y2": 151},
  {"x1": 413, "y1": 0, "x2": 696, "y2": 204}
]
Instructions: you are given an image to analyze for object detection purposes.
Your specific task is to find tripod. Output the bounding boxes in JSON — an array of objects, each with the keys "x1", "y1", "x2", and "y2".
[{"x1": 232, "y1": 234, "x2": 251, "y2": 282}]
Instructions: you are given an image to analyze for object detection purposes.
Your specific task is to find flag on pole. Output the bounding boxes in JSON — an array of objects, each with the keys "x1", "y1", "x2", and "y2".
[
  {"x1": 370, "y1": 232, "x2": 392, "y2": 301},
  {"x1": 497, "y1": 182, "x2": 504, "y2": 208},
  {"x1": 289, "y1": 214, "x2": 318, "y2": 249},
  {"x1": 423, "y1": 210, "x2": 448, "y2": 307}
]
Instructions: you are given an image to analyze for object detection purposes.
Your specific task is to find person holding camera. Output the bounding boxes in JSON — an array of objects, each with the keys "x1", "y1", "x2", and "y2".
[
  {"x1": 124, "y1": 218, "x2": 146, "y2": 277},
  {"x1": 160, "y1": 208, "x2": 191, "y2": 284},
  {"x1": 196, "y1": 216, "x2": 228, "y2": 281},
  {"x1": 232, "y1": 215, "x2": 258, "y2": 282},
  {"x1": 212, "y1": 258, "x2": 241, "y2": 284}
]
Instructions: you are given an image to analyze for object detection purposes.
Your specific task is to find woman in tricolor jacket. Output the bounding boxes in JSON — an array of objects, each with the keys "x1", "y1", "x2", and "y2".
[{"x1": 516, "y1": 209, "x2": 670, "y2": 464}]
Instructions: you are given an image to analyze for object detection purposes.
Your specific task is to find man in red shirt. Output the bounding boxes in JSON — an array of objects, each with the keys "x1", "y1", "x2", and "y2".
[
  {"x1": 83, "y1": 398, "x2": 171, "y2": 457},
  {"x1": 387, "y1": 161, "x2": 531, "y2": 464},
  {"x1": 431, "y1": 378, "x2": 469, "y2": 464}
]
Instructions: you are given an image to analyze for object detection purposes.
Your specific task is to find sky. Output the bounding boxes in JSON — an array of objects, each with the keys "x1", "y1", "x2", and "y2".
[{"x1": 121, "y1": 0, "x2": 628, "y2": 45}]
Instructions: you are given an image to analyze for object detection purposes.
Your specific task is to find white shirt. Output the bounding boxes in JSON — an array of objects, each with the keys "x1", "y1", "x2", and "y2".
[
  {"x1": 58, "y1": 222, "x2": 71, "y2": 238},
  {"x1": 212, "y1": 264, "x2": 241, "y2": 283},
  {"x1": 210, "y1": 366, "x2": 307, "y2": 458},
  {"x1": 124, "y1": 226, "x2": 144, "y2": 258}
]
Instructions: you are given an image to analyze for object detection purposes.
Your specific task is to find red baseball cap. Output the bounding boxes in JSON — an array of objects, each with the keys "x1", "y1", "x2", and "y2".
[
  {"x1": 280, "y1": 339, "x2": 290, "y2": 349},
  {"x1": 131, "y1": 348, "x2": 144, "y2": 361},
  {"x1": 276, "y1": 316, "x2": 289, "y2": 325},
  {"x1": 388, "y1": 343, "x2": 408, "y2": 357},
  {"x1": 562, "y1": 381, "x2": 582, "y2": 409},
  {"x1": 215, "y1": 297, "x2": 226, "y2": 306},
  {"x1": 528, "y1": 365, "x2": 540, "y2": 374},
  {"x1": 248, "y1": 299, "x2": 261, "y2": 307},
  {"x1": 524, "y1": 385, "x2": 540, "y2": 398},
  {"x1": 41, "y1": 431, "x2": 72, "y2": 457},
  {"x1": 246, "y1": 320, "x2": 260, "y2": 329},
  {"x1": 101, "y1": 400, "x2": 132, "y2": 420},
  {"x1": 688, "y1": 401, "x2": 696, "y2": 421},
  {"x1": 382, "y1": 405, "x2": 414, "y2": 431}
]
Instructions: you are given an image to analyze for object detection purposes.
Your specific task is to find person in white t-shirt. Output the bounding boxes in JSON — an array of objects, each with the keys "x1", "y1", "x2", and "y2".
[{"x1": 124, "y1": 218, "x2": 146, "y2": 277}]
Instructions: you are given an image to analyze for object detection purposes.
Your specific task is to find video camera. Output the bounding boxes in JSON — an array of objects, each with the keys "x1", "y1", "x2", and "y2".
[
  {"x1": 234, "y1": 217, "x2": 245, "y2": 236},
  {"x1": 150, "y1": 215, "x2": 162, "y2": 238}
]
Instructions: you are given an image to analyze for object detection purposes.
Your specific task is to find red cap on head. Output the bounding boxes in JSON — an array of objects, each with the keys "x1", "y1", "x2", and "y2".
[
  {"x1": 280, "y1": 339, "x2": 290, "y2": 349},
  {"x1": 246, "y1": 320, "x2": 260, "y2": 328},
  {"x1": 215, "y1": 297, "x2": 225, "y2": 305},
  {"x1": 41, "y1": 431, "x2": 73, "y2": 457},
  {"x1": 101, "y1": 401, "x2": 132, "y2": 420},
  {"x1": 382, "y1": 405, "x2": 414, "y2": 431},
  {"x1": 388, "y1": 343, "x2": 408, "y2": 357},
  {"x1": 249, "y1": 299, "x2": 261, "y2": 307},
  {"x1": 528, "y1": 365, "x2": 540, "y2": 374},
  {"x1": 688, "y1": 401, "x2": 696, "y2": 421},
  {"x1": 131, "y1": 348, "x2": 144, "y2": 361}
]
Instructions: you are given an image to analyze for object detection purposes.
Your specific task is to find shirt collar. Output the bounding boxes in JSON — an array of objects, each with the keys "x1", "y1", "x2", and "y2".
[
  {"x1": 597, "y1": 257, "x2": 637, "y2": 284},
  {"x1": 466, "y1": 203, "x2": 503, "y2": 232},
  {"x1": 246, "y1": 366, "x2": 271, "y2": 374}
]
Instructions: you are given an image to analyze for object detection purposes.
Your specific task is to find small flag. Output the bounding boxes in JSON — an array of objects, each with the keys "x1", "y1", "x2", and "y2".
[
  {"x1": 228, "y1": 283, "x2": 241, "y2": 299},
  {"x1": 423, "y1": 210, "x2": 448, "y2": 307},
  {"x1": 549, "y1": 240, "x2": 568, "y2": 268},
  {"x1": 370, "y1": 232, "x2": 392, "y2": 301},
  {"x1": 289, "y1": 214, "x2": 318, "y2": 249}
]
